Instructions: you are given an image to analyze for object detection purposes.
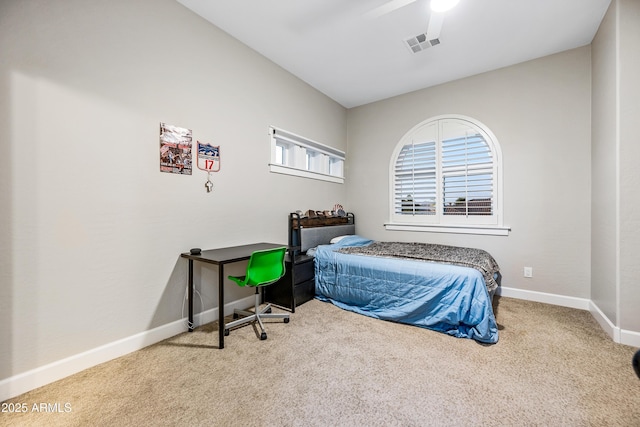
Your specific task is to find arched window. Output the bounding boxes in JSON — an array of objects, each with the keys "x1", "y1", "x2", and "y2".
[{"x1": 387, "y1": 115, "x2": 508, "y2": 235}]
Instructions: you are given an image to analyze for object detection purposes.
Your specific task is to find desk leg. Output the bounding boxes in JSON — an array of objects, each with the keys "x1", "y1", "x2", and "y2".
[
  {"x1": 188, "y1": 259, "x2": 194, "y2": 332},
  {"x1": 218, "y1": 265, "x2": 225, "y2": 349}
]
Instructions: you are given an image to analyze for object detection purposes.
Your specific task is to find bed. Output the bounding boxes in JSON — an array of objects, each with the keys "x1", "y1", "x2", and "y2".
[{"x1": 289, "y1": 213, "x2": 500, "y2": 344}]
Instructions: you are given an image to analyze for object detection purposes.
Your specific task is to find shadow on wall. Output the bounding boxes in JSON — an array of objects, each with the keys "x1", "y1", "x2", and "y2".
[
  {"x1": 0, "y1": 71, "x2": 14, "y2": 388},
  {"x1": 149, "y1": 257, "x2": 192, "y2": 331},
  {"x1": 149, "y1": 255, "x2": 254, "y2": 332}
]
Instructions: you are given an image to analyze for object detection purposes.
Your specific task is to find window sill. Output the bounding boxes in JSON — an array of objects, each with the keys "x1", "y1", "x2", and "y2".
[
  {"x1": 269, "y1": 164, "x2": 344, "y2": 184},
  {"x1": 384, "y1": 223, "x2": 511, "y2": 236}
]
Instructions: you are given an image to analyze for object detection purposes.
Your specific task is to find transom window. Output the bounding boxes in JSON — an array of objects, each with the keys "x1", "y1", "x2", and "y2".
[
  {"x1": 387, "y1": 116, "x2": 508, "y2": 235},
  {"x1": 269, "y1": 126, "x2": 345, "y2": 184}
]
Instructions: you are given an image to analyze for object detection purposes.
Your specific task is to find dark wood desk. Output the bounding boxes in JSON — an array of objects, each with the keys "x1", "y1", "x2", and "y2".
[{"x1": 181, "y1": 242, "x2": 285, "y2": 349}]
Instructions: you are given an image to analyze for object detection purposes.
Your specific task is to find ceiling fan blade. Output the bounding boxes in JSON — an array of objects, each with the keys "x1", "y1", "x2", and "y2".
[
  {"x1": 425, "y1": 12, "x2": 444, "y2": 40},
  {"x1": 364, "y1": 0, "x2": 418, "y2": 19}
]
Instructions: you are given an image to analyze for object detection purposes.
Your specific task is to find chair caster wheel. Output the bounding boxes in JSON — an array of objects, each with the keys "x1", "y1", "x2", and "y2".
[
  {"x1": 260, "y1": 332, "x2": 267, "y2": 340},
  {"x1": 284, "y1": 318, "x2": 290, "y2": 323},
  {"x1": 266, "y1": 307, "x2": 272, "y2": 313},
  {"x1": 224, "y1": 329, "x2": 229, "y2": 336},
  {"x1": 233, "y1": 313, "x2": 239, "y2": 319}
]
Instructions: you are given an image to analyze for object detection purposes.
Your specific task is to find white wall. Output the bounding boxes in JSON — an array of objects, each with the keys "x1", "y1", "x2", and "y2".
[
  {"x1": 346, "y1": 47, "x2": 592, "y2": 301},
  {"x1": 591, "y1": 0, "x2": 618, "y2": 325},
  {"x1": 591, "y1": 0, "x2": 640, "y2": 337},
  {"x1": 617, "y1": 0, "x2": 640, "y2": 336},
  {"x1": 0, "y1": 0, "x2": 347, "y2": 394}
]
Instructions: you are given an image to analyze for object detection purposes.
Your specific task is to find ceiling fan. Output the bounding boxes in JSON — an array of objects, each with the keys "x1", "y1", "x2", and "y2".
[{"x1": 365, "y1": 0, "x2": 460, "y2": 53}]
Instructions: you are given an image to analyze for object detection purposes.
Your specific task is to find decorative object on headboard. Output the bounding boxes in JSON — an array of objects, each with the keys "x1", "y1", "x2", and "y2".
[
  {"x1": 293, "y1": 215, "x2": 351, "y2": 229},
  {"x1": 333, "y1": 203, "x2": 346, "y2": 217},
  {"x1": 293, "y1": 205, "x2": 351, "y2": 228}
]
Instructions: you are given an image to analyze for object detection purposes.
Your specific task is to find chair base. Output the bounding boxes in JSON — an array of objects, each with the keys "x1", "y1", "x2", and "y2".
[{"x1": 224, "y1": 291, "x2": 289, "y2": 340}]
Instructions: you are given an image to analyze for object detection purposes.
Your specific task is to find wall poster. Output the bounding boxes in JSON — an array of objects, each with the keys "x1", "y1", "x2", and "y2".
[{"x1": 159, "y1": 122, "x2": 192, "y2": 175}]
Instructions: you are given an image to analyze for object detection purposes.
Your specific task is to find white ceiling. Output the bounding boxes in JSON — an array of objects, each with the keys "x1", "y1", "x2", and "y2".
[{"x1": 176, "y1": 0, "x2": 611, "y2": 108}]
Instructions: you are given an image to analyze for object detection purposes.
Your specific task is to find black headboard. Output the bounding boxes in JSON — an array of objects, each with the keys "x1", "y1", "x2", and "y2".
[{"x1": 288, "y1": 212, "x2": 355, "y2": 256}]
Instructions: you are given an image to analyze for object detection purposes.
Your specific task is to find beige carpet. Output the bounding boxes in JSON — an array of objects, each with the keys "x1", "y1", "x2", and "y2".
[{"x1": 2, "y1": 296, "x2": 639, "y2": 427}]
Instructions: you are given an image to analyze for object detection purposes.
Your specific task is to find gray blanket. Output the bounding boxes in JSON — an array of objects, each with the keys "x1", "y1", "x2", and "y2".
[{"x1": 337, "y1": 241, "x2": 500, "y2": 292}]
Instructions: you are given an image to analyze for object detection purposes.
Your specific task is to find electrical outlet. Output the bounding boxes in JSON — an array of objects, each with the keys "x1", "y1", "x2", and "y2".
[{"x1": 524, "y1": 267, "x2": 533, "y2": 278}]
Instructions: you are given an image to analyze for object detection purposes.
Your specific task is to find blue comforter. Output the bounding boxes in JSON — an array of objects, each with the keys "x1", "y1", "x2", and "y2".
[{"x1": 314, "y1": 235, "x2": 499, "y2": 343}]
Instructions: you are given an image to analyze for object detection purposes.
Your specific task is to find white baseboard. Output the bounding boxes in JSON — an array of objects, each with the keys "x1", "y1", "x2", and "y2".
[
  {"x1": 0, "y1": 295, "x2": 254, "y2": 402},
  {"x1": 497, "y1": 286, "x2": 640, "y2": 348},
  {"x1": 620, "y1": 330, "x2": 640, "y2": 348},
  {"x1": 588, "y1": 299, "x2": 619, "y2": 341},
  {"x1": 496, "y1": 286, "x2": 591, "y2": 310},
  {"x1": 588, "y1": 300, "x2": 640, "y2": 348}
]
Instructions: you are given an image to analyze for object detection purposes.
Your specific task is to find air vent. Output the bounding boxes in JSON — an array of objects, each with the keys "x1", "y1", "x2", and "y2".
[{"x1": 404, "y1": 33, "x2": 440, "y2": 53}]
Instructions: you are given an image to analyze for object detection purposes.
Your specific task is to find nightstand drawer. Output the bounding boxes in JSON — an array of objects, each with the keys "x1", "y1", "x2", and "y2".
[
  {"x1": 264, "y1": 253, "x2": 316, "y2": 312},
  {"x1": 294, "y1": 259, "x2": 314, "y2": 284},
  {"x1": 294, "y1": 278, "x2": 315, "y2": 305}
]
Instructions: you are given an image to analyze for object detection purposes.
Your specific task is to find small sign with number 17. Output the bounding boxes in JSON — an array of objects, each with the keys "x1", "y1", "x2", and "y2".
[{"x1": 197, "y1": 141, "x2": 220, "y2": 172}]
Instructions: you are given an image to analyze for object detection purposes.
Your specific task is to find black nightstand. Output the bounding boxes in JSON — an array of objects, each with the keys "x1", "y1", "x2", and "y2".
[{"x1": 264, "y1": 252, "x2": 315, "y2": 313}]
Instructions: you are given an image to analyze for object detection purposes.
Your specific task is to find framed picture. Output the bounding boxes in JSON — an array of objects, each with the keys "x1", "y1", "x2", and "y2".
[{"x1": 160, "y1": 122, "x2": 192, "y2": 175}]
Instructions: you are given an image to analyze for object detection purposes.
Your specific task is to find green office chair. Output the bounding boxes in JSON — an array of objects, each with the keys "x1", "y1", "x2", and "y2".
[{"x1": 224, "y1": 247, "x2": 289, "y2": 340}]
